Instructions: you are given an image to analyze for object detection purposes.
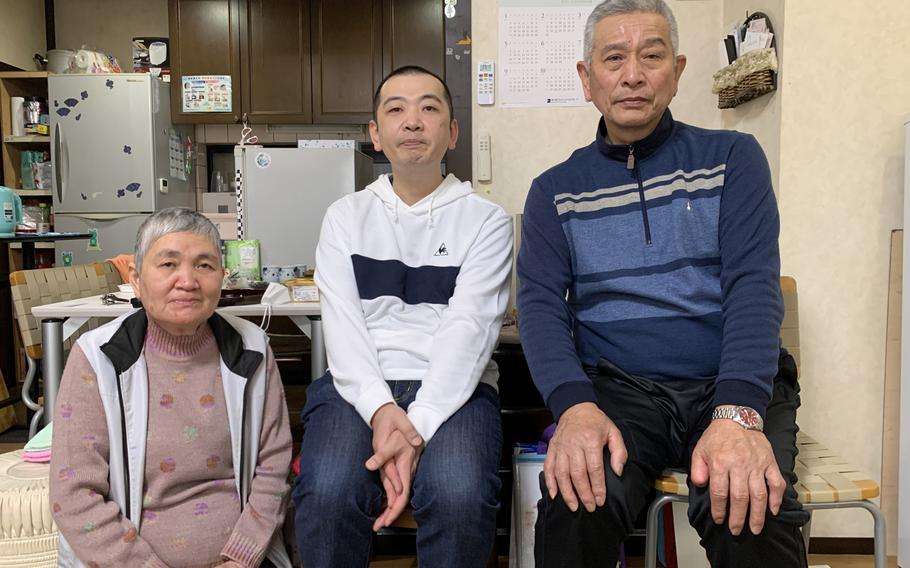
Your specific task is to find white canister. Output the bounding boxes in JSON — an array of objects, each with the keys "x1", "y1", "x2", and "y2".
[
  {"x1": 149, "y1": 42, "x2": 167, "y2": 65},
  {"x1": 46, "y1": 49, "x2": 75, "y2": 73},
  {"x1": 9, "y1": 97, "x2": 24, "y2": 137}
]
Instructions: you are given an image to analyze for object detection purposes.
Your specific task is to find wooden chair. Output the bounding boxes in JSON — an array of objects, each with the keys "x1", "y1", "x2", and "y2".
[
  {"x1": 643, "y1": 276, "x2": 885, "y2": 568},
  {"x1": 8, "y1": 262, "x2": 122, "y2": 438}
]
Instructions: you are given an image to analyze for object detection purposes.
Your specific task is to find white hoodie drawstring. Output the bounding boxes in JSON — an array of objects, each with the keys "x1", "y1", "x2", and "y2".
[{"x1": 368, "y1": 174, "x2": 469, "y2": 227}]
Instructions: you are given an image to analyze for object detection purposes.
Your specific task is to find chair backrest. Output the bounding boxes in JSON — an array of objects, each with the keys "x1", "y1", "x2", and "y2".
[
  {"x1": 9, "y1": 262, "x2": 123, "y2": 359},
  {"x1": 780, "y1": 276, "x2": 800, "y2": 372}
]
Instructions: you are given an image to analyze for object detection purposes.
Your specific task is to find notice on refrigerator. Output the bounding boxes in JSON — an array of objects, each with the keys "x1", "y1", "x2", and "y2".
[
  {"x1": 169, "y1": 130, "x2": 187, "y2": 181},
  {"x1": 498, "y1": 0, "x2": 597, "y2": 108},
  {"x1": 181, "y1": 75, "x2": 232, "y2": 113}
]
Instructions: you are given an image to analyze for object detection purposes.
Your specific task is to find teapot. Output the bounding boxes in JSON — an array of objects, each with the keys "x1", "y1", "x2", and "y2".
[{"x1": 0, "y1": 186, "x2": 23, "y2": 237}]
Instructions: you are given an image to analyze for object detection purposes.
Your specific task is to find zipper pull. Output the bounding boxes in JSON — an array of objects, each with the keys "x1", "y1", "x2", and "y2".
[{"x1": 626, "y1": 146, "x2": 635, "y2": 169}]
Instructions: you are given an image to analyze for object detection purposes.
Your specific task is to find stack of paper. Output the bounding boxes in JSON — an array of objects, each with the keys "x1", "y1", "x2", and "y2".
[{"x1": 719, "y1": 17, "x2": 774, "y2": 65}]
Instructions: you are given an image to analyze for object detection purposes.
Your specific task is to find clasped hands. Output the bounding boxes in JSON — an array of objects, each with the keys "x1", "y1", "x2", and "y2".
[
  {"x1": 365, "y1": 402, "x2": 425, "y2": 531},
  {"x1": 545, "y1": 402, "x2": 786, "y2": 535}
]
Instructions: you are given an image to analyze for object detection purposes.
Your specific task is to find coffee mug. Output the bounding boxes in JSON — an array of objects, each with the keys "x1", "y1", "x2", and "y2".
[
  {"x1": 279, "y1": 267, "x2": 296, "y2": 282},
  {"x1": 262, "y1": 265, "x2": 281, "y2": 283}
]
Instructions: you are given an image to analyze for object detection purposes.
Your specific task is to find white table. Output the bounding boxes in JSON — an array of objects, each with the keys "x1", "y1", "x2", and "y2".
[{"x1": 32, "y1": 295, "x2": 323, "y2": 424}]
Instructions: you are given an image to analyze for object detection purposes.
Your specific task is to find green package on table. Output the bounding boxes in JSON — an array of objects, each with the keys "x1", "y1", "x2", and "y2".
[{"x1": 223, "y1": 239, "x2": 261, "y2": 286}]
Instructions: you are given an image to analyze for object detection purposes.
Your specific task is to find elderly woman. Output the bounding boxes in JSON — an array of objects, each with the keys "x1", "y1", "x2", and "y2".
[{"x1": 49, "y1": 208, "x2": 293, "y2": 568}]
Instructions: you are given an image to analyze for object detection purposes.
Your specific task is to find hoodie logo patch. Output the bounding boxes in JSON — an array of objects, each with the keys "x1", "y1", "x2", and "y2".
[{"x1": 434, "y1": 242, "x2": 448, "y2": 256}]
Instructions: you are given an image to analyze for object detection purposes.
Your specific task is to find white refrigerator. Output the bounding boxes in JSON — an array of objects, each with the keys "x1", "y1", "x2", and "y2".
[
  {"x1": 49, "y1": 73, "x2": 194, "y2": 265},
  {"x1": 235, "y1": 146, "x2": 373, "y2": 268}
]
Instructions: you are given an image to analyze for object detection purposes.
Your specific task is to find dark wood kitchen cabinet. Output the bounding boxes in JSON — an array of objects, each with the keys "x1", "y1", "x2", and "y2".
[
  {"x1": 382, "y1": 0, "x2": 445, "y2": 79},
  {"x1": 168, "y1": 0, "x2": 244, "y2": 124},
  {"x1": 169, "y1": 0, "x2": 444, "y2": 125},
  {"x1": 241, "y1": 0, "x2": 312, "y2": 123},
  {"x1": 310, "y1": 0, "x2": 383, "y2": 124}
]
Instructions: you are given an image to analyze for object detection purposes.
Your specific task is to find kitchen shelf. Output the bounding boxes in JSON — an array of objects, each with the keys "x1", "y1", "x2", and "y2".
[
  {"x1": 8, "y1": 242, "x2": 54, "y2": 250},
  {"x1": 0, "y1": 71, "x2": 50, "y2": 80},
  {"x1": 11, "y1": 189, "x2": 52, "y2": 197},
  {"x1": 3, "y1": 135, "x2": 50, "y2": 144}
]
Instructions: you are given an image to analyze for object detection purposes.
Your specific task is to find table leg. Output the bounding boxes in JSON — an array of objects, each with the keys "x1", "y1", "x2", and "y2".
[
  {"x1": 40, "y1": 318, "x2": 64, "y2": 425},
  {"x1": 308, "y1": 315, "x2": 326, "y2": 380},
  {"x1": 20, "y1": 242, "x2": 35, "y2": 270}
]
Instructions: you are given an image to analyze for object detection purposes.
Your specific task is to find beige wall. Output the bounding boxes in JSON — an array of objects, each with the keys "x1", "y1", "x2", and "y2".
[
  {"x1": 54, "y1": 0, "x2": 169, "y2": 73},
  {"x1": 472, "y1": 0, "x2": 723, "y2": 214},
  {"x1": 777, "y1": 0, "x2": 910, "y2": 541},
  {"x1": 0, "y1": 0, "x2": 46, "y2": 70}
]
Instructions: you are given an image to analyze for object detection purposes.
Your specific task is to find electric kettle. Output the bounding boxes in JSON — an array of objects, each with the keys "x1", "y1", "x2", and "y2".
[{"x1": 0, "y1": 186, "x2": 23, "y2": 237}]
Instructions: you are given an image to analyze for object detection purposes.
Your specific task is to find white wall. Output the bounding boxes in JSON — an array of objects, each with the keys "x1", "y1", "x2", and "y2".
[
  {"x1": 472, "y1": 0, "x2": 723, "y2": 214},
  {"x1": 54, "y1": 0, "x2": 169, "y2": 73},
  {"x1": 777, "y1": 0, "x2": 910, "y2": 540},
  {"x1": 0, "y1": 0, "x2": 46, "y2": 71}
]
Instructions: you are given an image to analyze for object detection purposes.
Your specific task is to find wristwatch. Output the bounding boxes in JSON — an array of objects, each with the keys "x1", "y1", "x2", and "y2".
[{"x1": 712, "y1": 405, "x2": 764, "y2": 432}]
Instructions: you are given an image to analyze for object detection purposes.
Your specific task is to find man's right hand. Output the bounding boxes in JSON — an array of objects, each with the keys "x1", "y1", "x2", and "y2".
[
  {"x1": 544, "y1": 402, "x2": 627, "y2": 513},
  {"x1": 366, "y1": 403, "x2": 425, "y2": 531}
]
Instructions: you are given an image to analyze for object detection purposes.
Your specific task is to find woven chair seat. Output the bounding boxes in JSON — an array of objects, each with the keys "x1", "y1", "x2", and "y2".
[{"x1": 653, "y1": 432, "x2": 880, "y2": 505}]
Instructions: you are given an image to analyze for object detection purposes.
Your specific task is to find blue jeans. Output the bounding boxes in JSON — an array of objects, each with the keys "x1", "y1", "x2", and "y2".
[{"x1": 292, "y1": 376, "x2": 502, "y2": 568}]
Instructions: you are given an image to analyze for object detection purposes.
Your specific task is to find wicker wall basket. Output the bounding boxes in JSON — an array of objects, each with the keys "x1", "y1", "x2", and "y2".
[
  {"x1": 717, "y1": 67, "x2": 776, "y2": 109},
  {"x1": 712, "y1": 12, "x2": 779, "y2": 109},
  {"x1": 713, "y1": 47, "x2": 778, "y2": 109}
]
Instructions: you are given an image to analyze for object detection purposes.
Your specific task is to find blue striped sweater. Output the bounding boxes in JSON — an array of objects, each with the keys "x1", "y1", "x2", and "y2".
[{"x1": 517, "y1": 110, "x2": 782, "y2": 420}]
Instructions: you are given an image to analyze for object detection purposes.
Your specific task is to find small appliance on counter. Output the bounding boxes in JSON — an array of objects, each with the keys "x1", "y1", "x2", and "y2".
[{"x1": 0, "y1": 186, "x2": 24, "y2": 237}]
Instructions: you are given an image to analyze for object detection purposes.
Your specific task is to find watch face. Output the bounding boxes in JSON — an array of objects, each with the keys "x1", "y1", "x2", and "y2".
[{"x1": 737, "y1": 407, "x2": 761, "y2": 428}]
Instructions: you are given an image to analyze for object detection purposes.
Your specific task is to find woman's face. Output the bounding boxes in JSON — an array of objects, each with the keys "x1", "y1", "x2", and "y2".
[{"x1": 130, "y1": 231, "x2": 222, "y2": 335}]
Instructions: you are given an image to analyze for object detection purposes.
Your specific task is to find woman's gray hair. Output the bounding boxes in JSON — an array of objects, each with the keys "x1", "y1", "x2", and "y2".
[
  {"x1": 583, "y1": 0, "x2": 679, "y2": 68},
  {"x1": 134, "y1": 207, "x2": 221, "y2": 272}
]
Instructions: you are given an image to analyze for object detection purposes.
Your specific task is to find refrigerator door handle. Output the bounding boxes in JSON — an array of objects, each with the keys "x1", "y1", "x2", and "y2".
[
  {"x1": 54, "y1": 122, "x2": 64, "y2": 203},
  {"x1": 69, "y1": 213, "x2": 142, "y2": 221},
  {"x1": 63, "y1": 123, "x2": 70, "y2": 202}
]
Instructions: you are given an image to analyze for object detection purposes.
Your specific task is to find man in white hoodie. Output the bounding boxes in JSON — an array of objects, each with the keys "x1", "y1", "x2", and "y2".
[{"x1": 292, "y1": 66, "x2": 514, "y2": 567}]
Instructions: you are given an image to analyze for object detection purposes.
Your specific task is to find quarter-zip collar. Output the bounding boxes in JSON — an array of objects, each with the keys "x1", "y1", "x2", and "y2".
[
  {"x1": 594, "y1": 110, "x2": 675, "y2": 247},
  {"x1": 595, "y1": 109, "x2": 676, "y2": 163}
]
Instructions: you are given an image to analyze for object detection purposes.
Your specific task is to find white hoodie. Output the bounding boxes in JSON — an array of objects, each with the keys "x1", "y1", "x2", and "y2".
[{"x1": 314, "y1": 173, "x2": 513, "y2": 442}]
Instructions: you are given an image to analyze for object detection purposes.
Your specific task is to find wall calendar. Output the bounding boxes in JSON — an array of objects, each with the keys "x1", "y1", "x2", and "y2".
[{"x1": 498, "y1": 0, "x2": 598, "y2": 108}]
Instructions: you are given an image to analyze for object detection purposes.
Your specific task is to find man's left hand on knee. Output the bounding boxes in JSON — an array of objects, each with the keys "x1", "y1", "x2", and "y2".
[{"x1": 690, "y1": 418, "x2": 787, "y2": 536}]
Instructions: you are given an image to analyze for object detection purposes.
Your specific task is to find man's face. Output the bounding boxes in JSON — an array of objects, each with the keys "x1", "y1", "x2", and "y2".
[
  {"x1": 369, "y1": 73, "x2": 458, "y2": 172},
  {"x1": 577, "y1": 11, "x2": 686, "y2": 145}
]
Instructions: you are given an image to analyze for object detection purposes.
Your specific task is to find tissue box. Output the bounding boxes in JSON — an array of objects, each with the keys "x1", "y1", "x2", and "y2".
[{"x1": 203, "y1": 192, "x2": 237, "y2": 214}]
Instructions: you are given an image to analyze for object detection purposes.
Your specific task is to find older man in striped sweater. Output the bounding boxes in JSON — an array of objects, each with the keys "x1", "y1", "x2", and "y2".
[{"x1": 517, "y1": 1, "x2": 809, "y2": 566}]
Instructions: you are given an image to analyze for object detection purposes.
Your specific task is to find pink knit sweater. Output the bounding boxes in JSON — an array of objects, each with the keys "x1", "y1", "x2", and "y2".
[{"x1": 49, "y1": 319, "x2": 292, "y2": 568}]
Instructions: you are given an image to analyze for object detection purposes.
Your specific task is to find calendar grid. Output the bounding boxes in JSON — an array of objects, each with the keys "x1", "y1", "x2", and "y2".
[{"x1": 498, "y1": 6, "x2": 594, "y2": 107}]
